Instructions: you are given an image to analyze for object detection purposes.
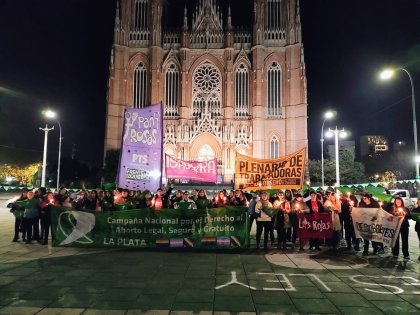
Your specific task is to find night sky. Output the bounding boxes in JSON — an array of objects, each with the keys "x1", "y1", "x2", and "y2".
[{"x1": 0, "y1": 0, "x2": 419, "y2": 168}]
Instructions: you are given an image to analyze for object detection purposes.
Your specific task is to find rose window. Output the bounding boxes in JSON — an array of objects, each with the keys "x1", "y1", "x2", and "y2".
[{"x1": 194, "y1": 64, "x2": 220, "y2": 92}]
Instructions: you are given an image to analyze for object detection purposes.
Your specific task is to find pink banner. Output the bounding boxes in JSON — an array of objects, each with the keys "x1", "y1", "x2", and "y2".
[{"x1": 165, "y1": 155, "x2": 217, "y2": 183}]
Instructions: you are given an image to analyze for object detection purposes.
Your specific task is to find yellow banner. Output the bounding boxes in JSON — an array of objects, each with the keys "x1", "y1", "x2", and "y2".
[{"x1": 235, "y1": 148, "x2": 307, "y2": 191}]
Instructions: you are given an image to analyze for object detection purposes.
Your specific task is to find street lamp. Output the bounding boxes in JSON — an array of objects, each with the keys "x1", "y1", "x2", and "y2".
[
  {"x1": 325, "y1": 126, "x2": 347, "y2": 187},
  {"x1": 380, "y1": 68, "x2": 418, "y2": 179},
  {"x1": 44, "y1": 110, "x2": 62, "y2": 192},
  {"x1": 39, "y1": 124, "x2": 54, "y2": 187},
  {"x1": 321, "y1": 110, "x2": 335, "y2": 187}
]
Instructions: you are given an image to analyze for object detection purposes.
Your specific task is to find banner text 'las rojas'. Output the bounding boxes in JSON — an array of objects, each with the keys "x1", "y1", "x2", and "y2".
[
  {"x1": 117, "y1": 104, "x2": 163, "y2": 191},
  {"x1": 235, "y1": 148, "x2": 306, "y2": 190},
  {"x1": 165, "y1": 155, "x2": 217, "y2": 183}
]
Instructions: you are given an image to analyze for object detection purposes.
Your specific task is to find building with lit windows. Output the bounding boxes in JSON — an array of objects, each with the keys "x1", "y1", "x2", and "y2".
[
  {"x1": 105, "y1": 0, "x2": 308, "y2": 183},
  {"x1": 360, "y1": 135, "x2": 389, "y2": 157}
]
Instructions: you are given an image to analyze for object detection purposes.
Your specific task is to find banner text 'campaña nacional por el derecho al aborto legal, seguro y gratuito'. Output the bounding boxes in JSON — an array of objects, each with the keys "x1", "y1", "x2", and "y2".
[{"x1": 51, "y1": 206, "x2": 249, "y2": 249}]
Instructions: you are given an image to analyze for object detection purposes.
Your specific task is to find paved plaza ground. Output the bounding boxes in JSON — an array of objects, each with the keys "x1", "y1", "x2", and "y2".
[{"x1": 0, "y1": 193, "x2": 419, "y2": 315}]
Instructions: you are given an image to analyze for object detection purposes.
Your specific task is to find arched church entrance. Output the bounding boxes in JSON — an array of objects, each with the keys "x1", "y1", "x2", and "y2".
[{"x1": 190, "y1": 133, "x2": 222, "y2": 182}]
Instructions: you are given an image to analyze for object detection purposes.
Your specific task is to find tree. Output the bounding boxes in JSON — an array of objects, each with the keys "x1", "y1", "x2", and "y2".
[
  {"x1": 102, "y1": 149, "x2": 120, "y2": 183},
  {"x1": 0, "y1": 163, "x2": 40, "y2": 186},
  {"x1": 309, "y1": 149, "x2": 367, "y2": 185},
  {"x1": 46, "y1": 158, "x2": 101, "y2": 189}
]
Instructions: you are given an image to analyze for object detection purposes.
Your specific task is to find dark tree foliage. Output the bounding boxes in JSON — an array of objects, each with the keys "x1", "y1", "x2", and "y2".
[
  {"x1": 47, "y1": 157, "x2": 101, "y2": 188},
  {"x1": 309, "y1": 149, "x2": 366, "y2": 186},
  {"x1": 102, "y1": 149, "x2": 120, "y2": 183}
]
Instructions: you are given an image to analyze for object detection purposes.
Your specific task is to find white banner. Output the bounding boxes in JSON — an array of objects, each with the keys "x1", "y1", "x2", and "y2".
[{"x1": 352, "y1": 207, "x2": 403, "y2": 247}]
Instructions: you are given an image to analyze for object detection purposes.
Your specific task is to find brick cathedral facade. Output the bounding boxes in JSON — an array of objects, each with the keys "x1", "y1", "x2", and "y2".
[{"x1": 105, "y1": 0, "x2": 308, "y2": 183}]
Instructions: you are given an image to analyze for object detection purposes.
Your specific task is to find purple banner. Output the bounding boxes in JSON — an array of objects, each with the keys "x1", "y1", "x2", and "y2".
[{"x1": 117, "y1": 104, "x2": 163, "y2": 191}]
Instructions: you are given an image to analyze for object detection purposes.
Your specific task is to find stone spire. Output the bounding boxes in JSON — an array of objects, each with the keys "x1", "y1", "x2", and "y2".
[
  {"x1": 225, "y1": 4, "x2": 233, "y2": 48},
  {"x1": 113, "y1": 0, "x2": 121, "y2": 45},
  {"x1": 295, "y1": 0, "x2": 302, "y2": 43},
  {"x1": 181, "y1": 4, "x2": 190, "y2": 47}
]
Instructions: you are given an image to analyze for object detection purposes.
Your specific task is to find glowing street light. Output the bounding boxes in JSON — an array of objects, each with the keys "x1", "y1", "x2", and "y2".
[
  {"x1": 321, "y1": 110, "x2": 335, "y2": 187},
  {"x1": 44, "y1": 109, "x2": 62, "y2": 191},
  {"x1": 326, "y1": 126, "x2": 347, "y2": 187},
  {"x1": 379, "y1": 67, "x2": 418, "y2": 179},
  {"x1": 39, "y1": 124, "x2": 54, "y2": 187}
]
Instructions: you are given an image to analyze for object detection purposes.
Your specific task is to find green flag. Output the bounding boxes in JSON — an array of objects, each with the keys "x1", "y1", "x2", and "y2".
[{"x1": 410, "y1": 212, "x2": 420, "y2": 224}]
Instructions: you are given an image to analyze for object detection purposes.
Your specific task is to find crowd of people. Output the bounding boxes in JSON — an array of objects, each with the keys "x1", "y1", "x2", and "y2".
[
  {"x1": 8, "y1": 185, "x2": 420, "y2": 261},
  {"x1": 248, "y1": 188, "x2": 420, "y2": 261},
  {"x1": 8, "y1": 185, "x2": 247, "y2": 244}
]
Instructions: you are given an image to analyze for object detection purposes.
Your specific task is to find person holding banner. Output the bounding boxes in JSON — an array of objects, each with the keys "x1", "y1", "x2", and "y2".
[
  {"x1": 170, "y1": 190, "x2": 183, "y2": 208},
  {"x1": 213, "y1": 191, "x2": 228, "y2": 208},
  {"x1": 306, "y1": 191, "x2": 325, "y2": 250},
  {"x1": 174, "y1": 191, "x2": 197, "y2": 210},
  {"x1": 358, "y1": 193, "x2": 380, "y2": 256},
  {"x1": 195, "y1": 189, "x2": 211, "y2": 211},
  {"x1": 391, "y1": 197, "x2": 410, "y2": 260},
  {"x1": 255, "y1": 191, "x2": 273, "y2": 250},
  {"x1": 151, "y1": 185, "x2": 173, "y2": 210},
  {"x1": 229, "y1": 189, "x2": 247, "y2": 207}
]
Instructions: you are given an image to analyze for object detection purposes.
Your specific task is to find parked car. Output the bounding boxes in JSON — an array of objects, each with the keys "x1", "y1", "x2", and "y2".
[{"x1": 389, "y1": 189, "x2": 418, "y2": 208}]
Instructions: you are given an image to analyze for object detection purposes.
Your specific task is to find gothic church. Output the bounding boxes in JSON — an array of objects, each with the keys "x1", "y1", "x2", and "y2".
[{"x1": 105, "y1": 0, "x2": 308, "y2": 184}]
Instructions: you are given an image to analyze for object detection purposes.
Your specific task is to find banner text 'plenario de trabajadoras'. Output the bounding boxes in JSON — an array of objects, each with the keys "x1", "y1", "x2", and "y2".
[{"x1": 235, "y1": 148, "x2": 306, "y2": 190}]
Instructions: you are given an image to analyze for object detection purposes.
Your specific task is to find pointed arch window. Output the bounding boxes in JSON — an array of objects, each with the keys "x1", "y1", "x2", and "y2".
[
  {"x1": 267, "y1": 62, "x2": 281, "y2": 117},
  {"x1": 270, "y1": 136, "x2": 279, "y2": 159},
  {"x1": 164, "y1": 64, "x2": 179, "y2": 117},
  {"x1": 235, "y1": 64, "x2": 249, "y2": 117},
  {"x1": 133, "y1": 62, "x2": 148, "y2": 109}
]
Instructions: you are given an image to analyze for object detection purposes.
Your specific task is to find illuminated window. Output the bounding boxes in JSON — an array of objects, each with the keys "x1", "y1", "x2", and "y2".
[
  {"x1": 267, "y1": 62, "x2": 281, "y2": 117},
  {"x1": 270, "y1": 136, "x2": 279, "y2": 159},
  {"x1": 235, "y1": 64, "x2": 249, "y2": 117},
  {"x1": 133, "y1": 62, "x2": 148, "y2": 108},
  {"x1": 164, "y1": 64, "x2": 179, "y2": 117}
]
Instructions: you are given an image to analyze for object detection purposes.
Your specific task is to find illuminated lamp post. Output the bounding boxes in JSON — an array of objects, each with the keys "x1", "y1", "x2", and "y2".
[
  {"x1": 321, "y1": 110, "x2": 335, "y2": 187},
  {"x1": 325, "y1": 126, "x2": 347, "y2": 187},
  {"x1": 39, "y1": 125, "x2": 54, "y2": 187},
  {"x1": 44, "y1": 110, "x2": 62, "y2": 192},
  {"x1": 380, "y1": 68, "x2": 418, "y2": 179}
]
